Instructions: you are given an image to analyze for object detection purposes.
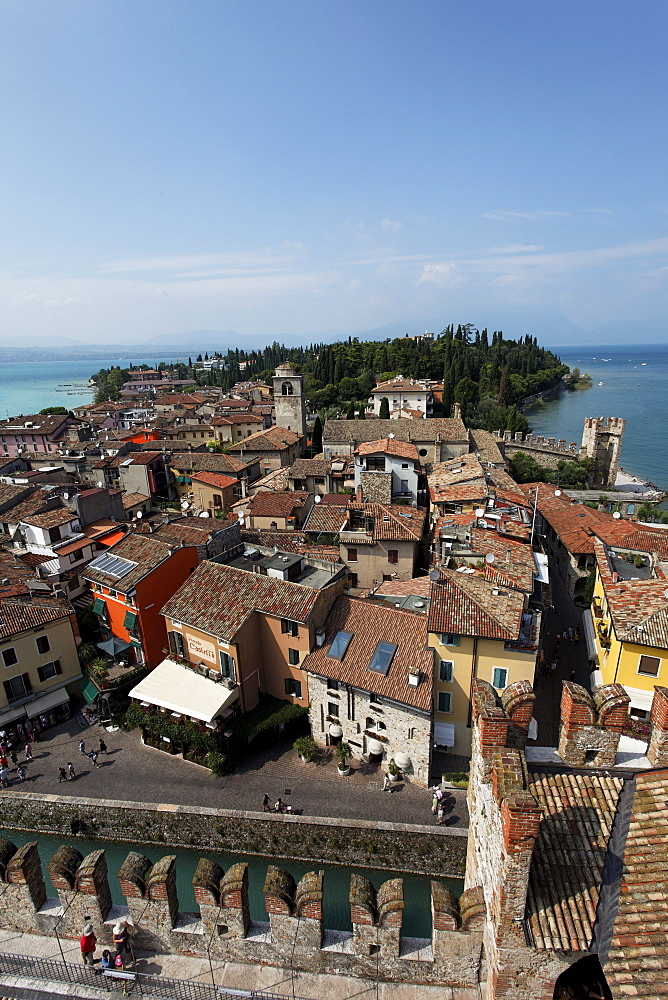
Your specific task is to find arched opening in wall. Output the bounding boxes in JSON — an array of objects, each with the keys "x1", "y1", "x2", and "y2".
[
  {"x1": 553, "y1": 955, "x2": 612, "y2": 1000},
  {"x1": 281, "y1": 382, "x2": 294, "y2": 396}
]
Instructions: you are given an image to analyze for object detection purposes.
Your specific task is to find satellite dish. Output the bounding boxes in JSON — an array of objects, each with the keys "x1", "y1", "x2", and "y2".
[
  {"x1": 97, "y1": 481, "x2": 104, "y2": 488},
  {"x1": 62, "y1": 492, "x2": 69, "y2": 500},
  {"x1": 663, "y1": 589, "x2": 668, "y2": 600},
  {"x1": 485, "y1": 552, "x2": 495, "y2": 564},
  {"x1": 475, "y1": 508, "x2": 485, "y2": 518},
  {"x1": 198, "y1": 510, "x2": 210, "y2": 518},
  {"x1": 554, "y1": 489, "x2": 562, "y2": 496},
  {"x1": 314, "y1": 495, "x2": 322, "y2": 504},
  {"x1": 388, "y1": 432, "x2": 395, "y2": 438},
  {"x1": 237, "y1": 512, "x2": 245, "y2": 521},
  {"x1": 613, "y1": 511, "x2": 621, "y2": 519},
  {"x1": 135, "y1": 511, "x2": 143, "y2": 519},
  {"x1": 181, "y1": 501, "x2": 190, "y2": 509}
]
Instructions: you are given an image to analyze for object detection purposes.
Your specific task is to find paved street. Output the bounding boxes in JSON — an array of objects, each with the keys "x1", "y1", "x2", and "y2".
[
  {"x1": 0, "y1": 715, "x2": 469, "y2": 831},
  {"x1": 530, "y1": 564, "x2": 592, "y2": 748}
]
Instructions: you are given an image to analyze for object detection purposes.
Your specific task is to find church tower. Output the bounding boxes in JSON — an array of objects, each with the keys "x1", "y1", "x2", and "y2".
[{"x1": 272, "y1": 363, "x2": 307, "y2": 436}]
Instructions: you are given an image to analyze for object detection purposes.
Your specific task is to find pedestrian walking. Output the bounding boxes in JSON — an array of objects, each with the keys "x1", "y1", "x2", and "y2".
[
  {"x1": 80, "y1": 923, "x2": 97, "y2": 966},
  {"x1": 58, "y1": 766, "x2": 68, "y2": 782},
  {"x1": 437, "y1": 803, "x2": 445, "y2": 824},
  {"x1": 382, "y1": 772, "x2": 391, "y2": 791},
  {"x1": 9, "y1": 749, "x2": 17, "y2": 767},
  {"x1": 78, "y1": 740, "x2": 86, "y2": 756},
  {"x1": 17, "y1": 765, "x2": 26, "y2": 782},
  {"x1": 24, "y1": 743, "x2": 32, "y2": 761},
  {"x1": 98, "y1": 738, "x2": 107, "y2": 755},
  {"x1": 262, "y1": 792, "x2": 271, "y2": 812},
  {"x1": 68, "y1": 762, "x2": 76, "y2": 780},
  {"x1": 0, "y1": 766, "x2": 9, "y2": 788},
  {"x1": 91, "y1": 750, "x2": 99, "y2": 767},
  {"x1": 275, "y1": 797, "x2": 284, "y2": 814}
]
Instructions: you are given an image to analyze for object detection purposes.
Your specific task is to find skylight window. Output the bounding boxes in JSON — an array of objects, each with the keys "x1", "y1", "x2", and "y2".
[
  {"x1": 368, "y1": 641, "x2": 397, "y2": 675},
  {"x1": 328, "y1": 630, "x2": 353, "y2": 660}
]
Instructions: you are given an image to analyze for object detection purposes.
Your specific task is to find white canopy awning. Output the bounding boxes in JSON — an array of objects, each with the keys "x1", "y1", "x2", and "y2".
[
  {"x1": 533, "y1": 552, "x2": 550, "y2": 585},
  {"x1": 433, "y1": 722, "x2": 455, "y2": 747},
  {"x1": 582, "y1": 610, "x2": 599, "y2": 663},
  {"x1": 621, "y1": 686, "x2": 655, "y2": 714},
  {"x1": 129, "y1": 658, "x2": 238, "y2": 724}
]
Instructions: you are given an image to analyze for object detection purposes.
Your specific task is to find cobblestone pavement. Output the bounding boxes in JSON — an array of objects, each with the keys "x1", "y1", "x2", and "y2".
[{"x1": 1, "y1": 717, "x2": 469, "y2": 830}]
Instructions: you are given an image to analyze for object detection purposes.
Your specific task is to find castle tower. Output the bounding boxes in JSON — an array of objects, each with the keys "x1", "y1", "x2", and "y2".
[
  {"x1": 580, "y1": 416, "x2": 626, "y2": 488},
  {"x1": 272, "y1": 363, "x2": 307, "y2": 436}
]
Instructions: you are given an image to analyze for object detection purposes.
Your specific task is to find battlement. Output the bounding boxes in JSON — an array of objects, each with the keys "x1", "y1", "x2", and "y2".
[
  {"x1": 0, "y1": 840, "x2": 485, "y2": 989},
  {"x1": 557, "y1": 681, "x2": 630, "y2": 767}
]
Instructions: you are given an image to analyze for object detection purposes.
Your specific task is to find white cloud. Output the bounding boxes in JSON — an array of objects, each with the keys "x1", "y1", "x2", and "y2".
[
  {"x1": 380, "y1": 218, "x2": 402, "y2": 231},
  {"x1": 484, "y1": 243, "x2": 544, "y2": 255},
  {"x1": 482, "y1": 209, "x2": 572, "y2": 223},
  {"x1": 417, "y1": 262, "x2": 464, "y2": 288}
]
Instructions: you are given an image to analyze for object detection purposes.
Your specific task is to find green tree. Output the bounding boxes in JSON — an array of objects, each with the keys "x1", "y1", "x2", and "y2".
[
  {"x1": 453, "y1": 377, "x2": 478, "y2": 423},
  {"x1": 357, "y1": 404, "x2": 366, "y2": 419},
  {"x1": 39, "y1": 406, "x2": 69, "y2": 415},
  {"x1": 509, "y1": 452, "x2": 550, "y2": 484},
  {"x1": 378, "y1": 396, "x2": 390, "y2": 419},
  {"x1": 311, "y1": 415, "x2": 323, "y2": 453}
]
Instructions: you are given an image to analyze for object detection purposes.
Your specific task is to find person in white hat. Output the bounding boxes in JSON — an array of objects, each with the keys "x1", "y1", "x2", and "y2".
[{"x1": 113, "y1": 920, "x2": 130, "y2": 963}]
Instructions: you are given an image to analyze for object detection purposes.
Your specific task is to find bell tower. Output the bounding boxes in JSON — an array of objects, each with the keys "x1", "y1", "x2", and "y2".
[{"x1": 272, "y1": 363, "x2": 306, "y2": 437}]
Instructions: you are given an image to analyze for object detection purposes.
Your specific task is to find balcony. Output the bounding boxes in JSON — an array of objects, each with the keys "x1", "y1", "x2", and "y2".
[
  {"x1": 504, "y1": 611, "x2": 541, "y2": 652},
  {"x1": 340, "y1": 529, "x2": 374, "y2": 545}
]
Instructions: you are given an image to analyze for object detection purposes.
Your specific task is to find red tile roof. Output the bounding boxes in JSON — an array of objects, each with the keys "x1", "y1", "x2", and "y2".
[
  {"x1": 355, "y1": 438, "x2": 420, "y2": 461},
  {"x1": 190, "y1": 471, "x2": 238, "y2": 490},
  {"x1": 427, "y1": 570, "x2": 525, "y2": 640},
  {"x1": 346, "y1": 503, "x2": 426, "y2": 542},
  {"x1": 247, "y1": 491, "x2": 310, "y2": 518},
  {"x1": 83, "y1": 533, "x2": 185, "y2": 593},
  {"x1": 303, "y1": 505, "x2": 348, "y2": 534},
  {"x1": 228, "y1": 426, "x2": 301, "y2": 451},
  {"x1": 0, "y1": 598, "x2": 73, "y2": 640}
]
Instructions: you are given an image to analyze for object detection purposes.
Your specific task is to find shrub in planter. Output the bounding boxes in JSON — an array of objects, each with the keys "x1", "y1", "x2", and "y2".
[
  {"x1": 335, "y1": 741, "x2": 352, "y2": 773},
  {"x1": 206, "y1": 751, "x2": 230, "y2": 776},
  {"x1": 293, "y1": 736, "x2": 316, "y2": 761},
  {"x1": 388, "y1": 758, "x2": 399, "y2": 778}
]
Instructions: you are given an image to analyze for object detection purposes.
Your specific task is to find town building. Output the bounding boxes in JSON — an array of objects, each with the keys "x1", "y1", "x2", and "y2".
[
  {"x1": 188, "y1": 472, "x2": 238, "y2": 515},
  {"x1": 323, "y1": 417, "x2": 469, "y2": 464},
  {"x1": 272, "y1": 363, "x2": 307, "y2": 436},
  {"x1": 210, "y1": 413, "x2": 264, "y2": 444},
  {"x1": 353, "y1": 438, "x2": 424, "y2": 506},
  {"x1": 337, "y1": 502, "x2": 426, "y2": 591},
  {"x1": 369, "y1": 376, "x2": 434, "y2": 417},
  {"x1": 224, "y1": 426, "x2": 304, "y2": 475},
  {"x1": 242, "y1": 491, "x2": 314, "y2": 531},
  {"x1": 0, "y1": 413, "x2": 78, "y2": 457}
]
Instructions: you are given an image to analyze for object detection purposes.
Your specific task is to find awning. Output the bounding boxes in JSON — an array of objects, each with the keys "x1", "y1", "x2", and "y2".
[
  {"x1": 433, "y1": 722, "x2": 455, "y2": 747},
  {"x1": 123, "y1": 610, "x2": 138, "y2": 630},
  {"x1": 128, "y1": 657, "x2": 239, "y2": 724},
  {"x1": 92, "y1": 597, "x2": 106, "y2": 615},
  {"x1": 582, "y1": 611, "x2": 599, "y2": 663},
  {"x1": 80, "y1": 677, "x2": 100, "y2": 704},
  {"x1": 97, "y1": 637, "x2": 132, "y2": 657},
  {"x1": 99, "y1": 531, "x2": 126, "y2": 548},
  {"x1": 25, "y1": 687, "x2": 70, "y2": 719},
  {"x1": 533, "y1": 552, "x2": 550, "y2": 585},
  {"x1": 621, "y1": 686, "x2": 655, "y2": 713}
]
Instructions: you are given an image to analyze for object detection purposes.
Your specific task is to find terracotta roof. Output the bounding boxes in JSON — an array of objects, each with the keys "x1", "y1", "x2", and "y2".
[
  {"x1": 81, "y1": 518, "x2": 125, "y2": 539},
  {"x1": 22, "y1": 507, "x2": 78, "y2": 529},
  {"x1": 430, "y1": 481, "x2": 488, "y2": 504},
  {"x1": 302, "y1": 596, "x2": 433, "y2": 712},
  {"x1": 0, "y1": 484, "x2": 33, "y2": 507},
  {"x1": 169, "y1": 452, "x2": 252, "y2": 475},
  {"x1": 288, "y1": 459, "x2": 331, "y2": 478},
  {"x1": 107, "y1": 451, "x2": 164, "y2": 469},
  {"x1": 191, "y1": 471, "x2": 238, "y2": 490},
  {"x1": 427, "y1": 570, "x2": 525, "y2": 640},
  {"x1": 372, "y1": 378, "x2": 430, "y2": 393},
  {"x1": 228, "y1": 426, "x2": 301, "y2": 452},
  {"x1": 0, "y1": 413, "x2": 70, "y2": 435},
  {"x1": 346, "y1": 503, "x2": 426, "y2": 542},
  {"x1": 526, "y1": 769, "x2": 625, "y2": 952},
  {"x1": 214, "y1": 399, "x2": 254, "y2": 410},
  {"x1": 161, "y1": 560, "x2": 322, "y2": 640},
  {"x1": 2, "y1": 495, "x2": 53, "y2": 523},
  {"x1": 241, "y1": 529, "x2": 308, "y2": 553},
  {"x1": 366, "y1": 577, "x2": 432, "y2": 599},
  {"x1": 148, "y1": 518, "x2": 222, "y2": 546},
  {"x1": 0, "y1": 598, "x2": 72, "y2": 640},
  {"x1": 121, "y1": 492, "x2": 150, "y2": 509},
  {"x1": 212, "y1": 413, "x2": 263, "y2": 426},
  {"x1": 594, "y1": 537, "x2": 668, "y2": 648},
  {"x1": 604, "y1": 769, "x2": 668, "y2": 997},
  {"x1": 320, "y1": 492, "x2": 352, "y2": 505},
  {"x1": 522, "y1": 483, "x2": 623, "y2": 555},
  {"x1": 247, "y1": 491, "x2": 310, "y2": 518},
  {"x1": 324, "y1": 417, "x2": 468, "y2": 445},
  {"x1": 468, "y1": 526, "x2": 537, "y2": 593},
  {"x1": 83, "y1": 533, "x2": 184, "y2": 593},
  {"x1": 355, "y1": 438, "x2": 420, "y2": 462},
  {"x1": 53, "y1": 537, "x2": 93, "y2": 556},
  {"x1": 428, "y1": 453, "x2": 486, "y2": 487},
  {"x1": 249, "y1": 468, "x2": 290, "y2": 492},
  {"x1": 303, "y1": 505, "x2": 348, "y2": 534},
  {"x1": 391, "y1": 407, "x2": 425, "y2": 419},
  {"x1": 468, "y1": 427, "x2": 505, "y2": 465},
  {"x1": 19, "y1": 552, "x2": 52, "y2": 568}
]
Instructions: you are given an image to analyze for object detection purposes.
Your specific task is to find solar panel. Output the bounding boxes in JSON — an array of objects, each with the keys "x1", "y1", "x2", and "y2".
[
  {"x1": 327, "y1": 630, "x2": 353, "y2": 660},
  {"x1": 88, "y1": 553, "x2": 137, "y2": 579},
  {"x1": 368, "y1": 641, "x2": 397, "y2": 675}
]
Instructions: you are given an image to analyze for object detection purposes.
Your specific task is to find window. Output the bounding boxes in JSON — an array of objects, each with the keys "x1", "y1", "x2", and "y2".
[
  {"x1": 440, "y1": 633, "x2": 460, "y2": 647},
  {"x1": 492, "y1": 667, "x2": 508, "y2": 689},
  {"x1": 438, "y1": 691, "x2": 452, "y2": 713},
  {"x1": 285, "y1": 677, "x2": 302, "y2": 698},
  {"x1": 168, "y1": 630, "x2": 185, "y2": 658},
  {"x1": 69, "y1": 550, "x2": 80, "y2": 564},
  {"x1": 369, "y1": 642, "x2": 397, "y2": 675},
  {"x1": 2, "y1": 647, "x2": 18, "y2": 668},
  {"x1": 369, "y1": 692, "x2": 382, "y2": 705},
  {"x1": 328, "y1": 702, "x2": 339, "y2": 718},
  {"x1": 349, "y1": 572, "x2": 358, "y2": 589},
  {"x1": 48, "y1": 526, "x2": 61, "y2": 543},
  {"x1": 213, "y1": 494, "x2": 222, "y2": 507},
  {"x1": 281, "y1": 619, "x2": 299, "y2": 637},
  {"x1": 439, "y1": 660, "x2": 453, "y2": 682},
  {"x1": 638, "y1": 655, "x2": 661, "y2": 677},
  {"x1": 347, "y1": 548, "x2": 358, "y2": 563},
  {"x1": 314, "y1": 477, "x2": 325, "y2": 485},
  {"x1": 366, "y1": 457, "x2": 385, "y2": 472},
  {"x1": 401, "y1": 463, "x2": 409, "y2": 469},
  {"x1": 388, "y1": 549, "x2": 398, "y2": 564},
  {"x1": 35, "y1": 635, "x2": 50, "y2": 655},
  {"x1": 288, "y1": 648, "x2": 300, "y2": 666},
  {"x1": 37, "y1": 660, "x2": 62, "y2": 682},
  {"x1": 219, "y1": 651, "x2": 234, "y2": 678},
  {"x1": 3, "y1": 673, "x2": 31, "y2": 702},
  {"x1": 326, "y1": 678, "x2": 339, "y2": 691}
]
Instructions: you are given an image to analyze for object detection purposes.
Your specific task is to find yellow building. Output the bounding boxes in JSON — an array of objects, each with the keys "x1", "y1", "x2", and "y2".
[
  {"x1": 426, "y1": 571, "x2": 540, "y2": 755},
  {"x1": 589, "y1": 536, "x2": 668, "y2": 718}
]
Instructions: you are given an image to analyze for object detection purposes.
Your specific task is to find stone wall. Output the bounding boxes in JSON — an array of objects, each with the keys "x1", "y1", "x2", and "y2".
[
  {"x1": 0, "y1": 837, "x2": 483, "y2": 988},
  {"x1": 0, "y1": 792, "x2": 466, "y2": 878},
  {"x1": 359, "y1": 471, "x2": 392, "y2": 504}
]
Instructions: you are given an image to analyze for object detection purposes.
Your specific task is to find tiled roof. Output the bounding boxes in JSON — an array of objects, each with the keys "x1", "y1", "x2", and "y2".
[
  {"x1": 468, "y1": 427, "x2": 505, "y2": 465},
  {"x1": 303, "y1": 504, "x2": 348, "y2": 534},
  {"x1": 430, "y1": 481, "x2": 488, "y2": 504},
  {"x1": 0, "y1": 413, "x2": 69, "y2": 435},
  {"x1": 468, "y1": 526, "x2": 537, "y2": 593},
  {"x1": 228, "y1": 426, "x2": 301, "y2": 452},
  {"x1": 365, "y1": 576, "x2": 432, "y2": 599},
  {"x1": 594, "y1": 537, "x2": 668, "y2": 648},
  {"x1": 0, "y1": 484, "x2": 33, "y2": 507},
  {"x1": 83, "y1": 533, "x2": 182, "y2": 592},
  {"x1": 211, "y1": 413, "x2": 263, "y2": 425},
  {"x1": 191, "y1": 471, "x2": 238, "y2": 489},
  {"x1": 0, "y1": 598, "x2": 72, "y2": 640},
  {"x1": 2, "y1": 495, "x2": 52, "y2": 523},
  {"x1": 169, "y1": 452, "x2": 252, "y2": 474},
  {"x1": 355, "y1": 438, "x2": 420, "y2": 461},
  {"x1": 288, "y1": 458, "x2": 331, "y2": 478},
  {"x1": 81, "y1": 518, "x2": 125, "y2": 539},
  {"x1": 54, "y1": 537, "x2": 93, "y2": 556},
  {"x1": 121, "y1": 492, "x2": 150, "y2": 508},
  {"x1": 161, "y1": 561, "x2": 322, "y2": 641},
  {"x1": 428, "y1": 453, "x2": 486, "y2": 487},
  {"x1": 371, "y1": 378, "x2": 430, "y2": 393},
  {"x1": 249, "y1": 468, "x2": 290, "y2": 492},
  {"x1": 320, "y1": 492, "x2": 352, "y2": 505},
  {"x1": 391, "y1": 407, "x2": 425, "y2": 419},
  {"x1": 522, "y1": 482, "x2": 625, "y2": 555},
  {"x1": 241, "y1": 529, "x2": 308, "y2": 553},
  {"x1": 302, "y1": 596, "x2": 433, "y2": 712},
  {"x1": 526, "y1": 770, "x2": 625, "y2": 952},
  {"x1": 323, "y1": 417, "x2": 468, "y2": 444},
  {"x1": 247, "y1": 491, "x2": 310, "y2": 518},
  {"x1": 346, "y1": 503, "x2": 426, "y2": 542},
  {"x1": 427, "y1": 570, "x2": 525, "y2": 640},
  {"x1": 604, "y1": 769, "x2": 668, "y2": 997},
  {"x1": 22, "y1": 506, "x2": 77, "y2": 529},
  {"x1": 487, "y1": 466, "x2": 526, "y2": 495}
]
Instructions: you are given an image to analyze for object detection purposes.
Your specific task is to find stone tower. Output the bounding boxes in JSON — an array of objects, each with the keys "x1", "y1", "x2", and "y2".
[
  {"x1": 580, "y1": 416, "x2": 626, "y2": 488},
  {"x1": 272, "y1": 363, "x2": 306, "y2": 436}
]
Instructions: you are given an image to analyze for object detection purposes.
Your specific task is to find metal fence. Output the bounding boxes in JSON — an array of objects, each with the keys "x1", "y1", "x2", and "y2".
[{"x1": 0, "y1": 951, "x2": 313, "y2": 1000}]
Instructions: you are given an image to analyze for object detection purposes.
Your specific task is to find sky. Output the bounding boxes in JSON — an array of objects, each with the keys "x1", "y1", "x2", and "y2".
[{"x1": 1, "y1": 1, "x2": 668, "y2": 349}]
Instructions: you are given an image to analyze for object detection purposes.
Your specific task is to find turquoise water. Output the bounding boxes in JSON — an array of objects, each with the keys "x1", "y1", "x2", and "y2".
[
  {"x1": 527, "y1": 344, "x2": 668, "y2": 491},
  {"x1": 0, "y1": 829, "x2": 455, "y2": 937}
]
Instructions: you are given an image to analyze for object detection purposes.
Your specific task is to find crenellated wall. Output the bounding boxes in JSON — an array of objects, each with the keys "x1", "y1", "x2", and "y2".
[{"x1": 0, "y1": 837, "x2": 485, "y2": 988}]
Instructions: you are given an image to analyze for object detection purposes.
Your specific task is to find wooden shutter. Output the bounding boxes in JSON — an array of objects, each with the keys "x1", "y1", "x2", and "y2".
[{"x1": 23, "y1": 672, "x2": 32, "y2": 692}]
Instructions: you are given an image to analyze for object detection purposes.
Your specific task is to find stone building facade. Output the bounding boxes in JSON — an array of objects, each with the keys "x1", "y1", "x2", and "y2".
[{"x1": 272, "y1": 363, "x2": 307, "y2": 437}]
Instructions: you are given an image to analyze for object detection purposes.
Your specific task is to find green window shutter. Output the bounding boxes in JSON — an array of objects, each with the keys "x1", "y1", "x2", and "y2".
[
  {"x1": 92, "y1": 597, "x2": 106, "y2": 615},
  {"x1": 123, "y1": 610, "x2": 138, "y2": 630}
]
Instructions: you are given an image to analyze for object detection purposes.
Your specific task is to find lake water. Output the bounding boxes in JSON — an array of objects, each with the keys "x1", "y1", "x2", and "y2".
[
  {"x1": 527, "y1": 344, "x2": 668, "y2": 491},
  {"x1": 0, "y1": 829, "x2": 454, "y2": 937}
]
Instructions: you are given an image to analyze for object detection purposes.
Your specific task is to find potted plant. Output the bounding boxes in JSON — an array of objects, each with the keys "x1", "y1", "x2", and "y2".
[
  {"x1": 293, "y1": 735, "x2": 316, "y2": 763},
  {"x1": 335, "y1": 741, "x2": 352, "y2": 776},
  {"x1": 387, "y1": 758, "x2": 400, "y2": 782}
]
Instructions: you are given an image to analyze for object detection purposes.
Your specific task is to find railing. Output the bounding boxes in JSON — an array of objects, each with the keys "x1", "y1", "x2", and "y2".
[{"x1": 0, "y1": 951, "x2": 313, "y2": 999}]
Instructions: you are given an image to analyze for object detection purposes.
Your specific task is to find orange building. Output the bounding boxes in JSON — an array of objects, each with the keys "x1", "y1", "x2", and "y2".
[{"x1": 83, "y1": 533, "x2": 199, "y2": 670}]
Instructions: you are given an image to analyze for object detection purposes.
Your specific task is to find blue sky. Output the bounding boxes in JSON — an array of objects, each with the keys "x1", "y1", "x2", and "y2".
[{"x1": 1, "y1": 0, "x2": 667, "y2": 348}]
